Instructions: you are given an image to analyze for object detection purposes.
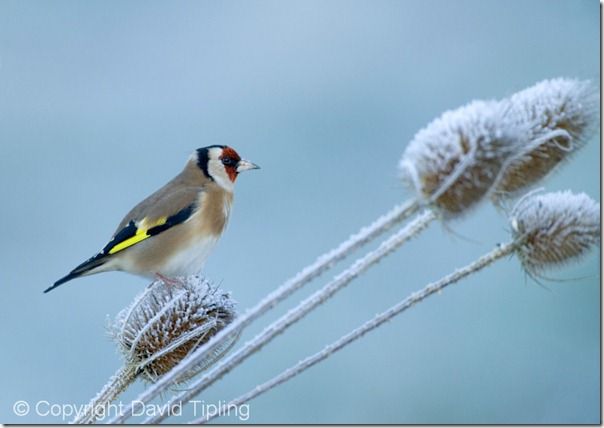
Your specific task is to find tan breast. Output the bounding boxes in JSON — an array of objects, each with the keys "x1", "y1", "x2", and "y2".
[{"x1": 193, "y1": 185, "x2": 234, "y2": 237}]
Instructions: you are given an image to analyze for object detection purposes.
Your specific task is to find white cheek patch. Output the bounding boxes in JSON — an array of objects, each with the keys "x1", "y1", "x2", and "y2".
[{"x1": 208, "y1": 160, "x2": 235, "y2": 192}]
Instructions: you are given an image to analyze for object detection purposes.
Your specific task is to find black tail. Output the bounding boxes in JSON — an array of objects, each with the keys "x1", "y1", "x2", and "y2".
[{"x1": 45, "y1": 254, "x2": 107, "y2": 293}]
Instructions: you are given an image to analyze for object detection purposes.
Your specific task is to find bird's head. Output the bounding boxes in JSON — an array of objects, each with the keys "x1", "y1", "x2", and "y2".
[{"x1": 195, "y1": 145, "x2": 260, "y2": 192}]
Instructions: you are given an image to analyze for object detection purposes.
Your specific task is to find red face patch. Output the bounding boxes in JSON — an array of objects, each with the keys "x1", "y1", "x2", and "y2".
[{"x1": 220, "y1": 147, "x2": 241, "y2": 182}]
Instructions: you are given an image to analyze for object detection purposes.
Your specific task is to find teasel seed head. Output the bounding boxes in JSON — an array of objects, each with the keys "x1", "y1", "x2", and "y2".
[
  {"x1": 494, "y1": 78, "x2": 598, "y2": 201},
  {"x1": 110, "y1": 276, "x2": 238, "y2": 383},
  {"x1": 399, "y1": 99, "x2": 521, "y2": 217},
  {"x1": 510, "y1": 190, "x2": 600, "y2": 276}
]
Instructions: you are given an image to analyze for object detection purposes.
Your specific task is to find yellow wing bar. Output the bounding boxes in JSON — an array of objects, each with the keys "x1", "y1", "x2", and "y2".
[
  {"x1": 107, "y1": 217, "x2": 167, "y2": 255},
  {"x1": 101, "y1": 203, "x2": 195, "y2": 257}
]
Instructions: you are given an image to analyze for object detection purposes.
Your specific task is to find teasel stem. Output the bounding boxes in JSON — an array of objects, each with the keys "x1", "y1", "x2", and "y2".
[
  {"x1": 192, "y1": 240, "x2": 519, "y2": 424},
  {"x1": 192, "y1": 189, "x2": 600, "y2": 424},
  {"x1": 137, "y1": 209, "x2": 436, "y2": 424},
  {"x1": 72, "y1": 365, "x2": 138, "y2": 424},
  {"x1": 107, "y1": 198, "x2": 421, "y2": 423}
]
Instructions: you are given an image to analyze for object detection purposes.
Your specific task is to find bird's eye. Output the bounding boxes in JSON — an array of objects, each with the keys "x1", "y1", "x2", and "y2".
[{"x1": 222, "y1": 157, "x2": 234, "y2": 166}]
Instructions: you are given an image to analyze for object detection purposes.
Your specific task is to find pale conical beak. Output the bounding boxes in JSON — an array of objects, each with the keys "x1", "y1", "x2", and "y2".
[{"x1": 236, "y1": 159, "x2": 260, "y2": 173}]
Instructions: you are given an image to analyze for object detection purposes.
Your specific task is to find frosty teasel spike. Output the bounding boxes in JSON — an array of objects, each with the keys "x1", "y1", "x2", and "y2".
[
  {"x1": 111, "y1": 276, "x2": 238, "y2": 383},
  {"x1": 399, "y1": 99, "x2": 524, "y2": 216},
  {"x1": 493, "y1": 78, "x2": 598, "y2": 201},
  {"x1": 72, "y1": 276, "x2": 238, "y2": 424},
  {"x1": 194, "y1": 190, "x2": 600, "y2": 423},
  {"x1": 510, "y1": 190, "x2": 600, "y2": 276}
]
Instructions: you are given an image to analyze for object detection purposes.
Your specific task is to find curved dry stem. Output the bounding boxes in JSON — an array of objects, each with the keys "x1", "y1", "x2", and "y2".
[
  {"x1": 192, "y1": 240, "x2": 518, "y2": 424},
  {"x1": 71, "y1": 365, "x2": 137, "y2": 424}
]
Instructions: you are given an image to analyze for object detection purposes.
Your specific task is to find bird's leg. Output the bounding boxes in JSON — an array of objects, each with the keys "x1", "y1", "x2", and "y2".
[{"x1": 154, "y1": 273, "x2": 184, "y2": 288}]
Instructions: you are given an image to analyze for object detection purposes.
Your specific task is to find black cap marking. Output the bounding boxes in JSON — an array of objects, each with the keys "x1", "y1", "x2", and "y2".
[{"x1": 196, "y1": 145, "x2": 226, "y2": 180}]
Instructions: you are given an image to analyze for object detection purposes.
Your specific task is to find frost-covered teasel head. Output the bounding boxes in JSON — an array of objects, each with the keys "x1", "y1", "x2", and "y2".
[
  {"x1": 510, "y1": 190, "x2": 600, "y2": 276},
  {"x1": 110, "y1": 276, "x2": 238, "y2": 383},
  {"x1": 494, "y1": 78, "x2": 598, "y2": 201},
  {"x1": 399, "y1": 100, "x2": 521, "y2": 216}
]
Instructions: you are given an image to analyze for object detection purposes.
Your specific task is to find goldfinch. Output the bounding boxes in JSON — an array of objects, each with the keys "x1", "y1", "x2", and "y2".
[{"x1": 45, "y1": 145, "x2": 259, "y2": 293}]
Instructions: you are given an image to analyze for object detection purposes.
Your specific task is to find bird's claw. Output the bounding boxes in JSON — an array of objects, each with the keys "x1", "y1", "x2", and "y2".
[{"x1": 154, "y1": 273, "x2": 185, "y2": 288}]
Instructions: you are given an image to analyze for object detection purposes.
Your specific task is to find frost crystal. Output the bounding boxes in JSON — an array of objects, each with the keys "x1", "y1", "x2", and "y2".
[
  {"x1": 110, "y1": 276, "x2": 238, "y2": 383},
  {"x1": 399, "y1": 100, "x2": 521, "y2": 216},
  {"x1": 510, "y1": 190, "x2": 600, "y2": 275},
  {"x1": 494, "y1": 78, "x2": 598, "y2": 200}
]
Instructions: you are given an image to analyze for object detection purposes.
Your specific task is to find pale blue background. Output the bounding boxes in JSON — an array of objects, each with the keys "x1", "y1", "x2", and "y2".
[{"x1": 1, "y1": 0, "x2": 599, "y2": 424}]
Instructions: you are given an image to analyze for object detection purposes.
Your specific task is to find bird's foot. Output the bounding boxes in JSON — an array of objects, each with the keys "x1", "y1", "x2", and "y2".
[{"x1": 154, "y1": 273, "x2": 184, "y2": 288}]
